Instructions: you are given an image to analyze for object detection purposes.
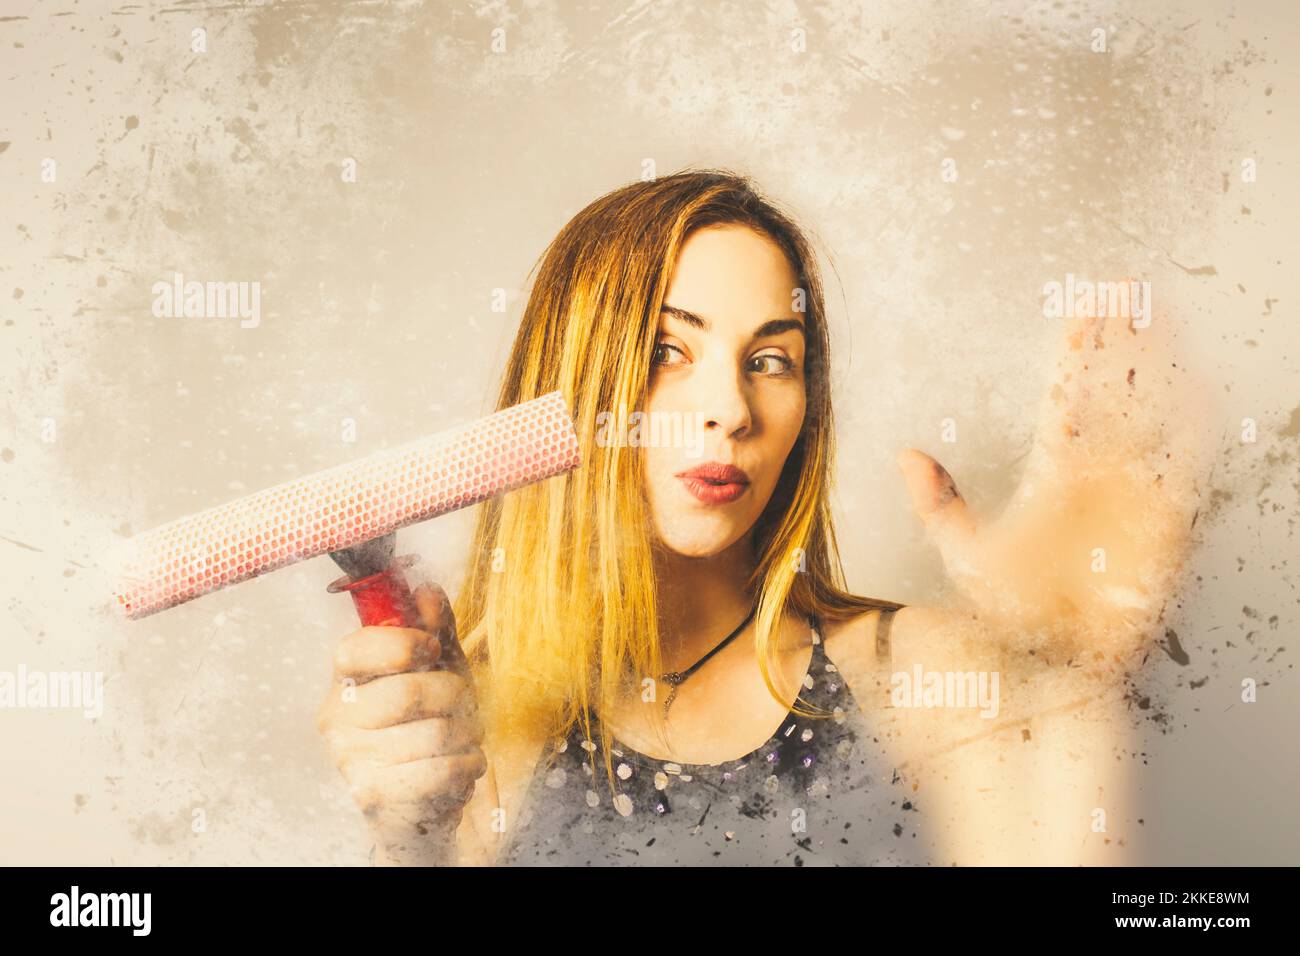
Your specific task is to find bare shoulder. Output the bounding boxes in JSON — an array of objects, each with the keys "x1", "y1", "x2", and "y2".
[
  {"x1": 819, "y1": 607, "x2": 880, "y2": 662},
  {"x1": 819, "y1": 605, "x2": 896, "y2": 681},
  {"x1": 820, "y1": 604, "x2": 971, "y2": 689},
  {"x1": 819, "y1": 603, "x2": 936, "y2": 655},
  {"x1": 889, "y1": 605, "x2": 962, "y2": 654}
]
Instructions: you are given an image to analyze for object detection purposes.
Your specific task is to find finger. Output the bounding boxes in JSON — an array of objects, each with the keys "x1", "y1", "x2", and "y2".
[
  {"x1": 341, "y1": 670, "x2": 472, "y2": 730},
  {"x1": 333, "y1": 714, "x2": 485, "y2": 766},
  {"x1": 897, "y1": 448, "x2": 978, "y2": 575},
  {"x1": 1051, "y1": 277, "x2": 1160, "y2": 400},
  {"x1": 334, "y1": 626, "x2": 441, "y2": 682},
  {"x1": 347, "y1": 751, "x2": 489, "y2": 814},
  {"x1": 413, "y1": 582, "x2": 455, "y2": 637},
  {"x1": 415, "y1": 582, "x2": 476, "y2": 673},
  {"x1": 1039, "y1": 276, "x2": 1174, "y2": 465}
]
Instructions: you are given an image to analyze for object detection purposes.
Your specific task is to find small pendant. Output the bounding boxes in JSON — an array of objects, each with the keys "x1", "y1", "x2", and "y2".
[{"x1": 661, "y1": 672, "x2": 684, "y2": 717}]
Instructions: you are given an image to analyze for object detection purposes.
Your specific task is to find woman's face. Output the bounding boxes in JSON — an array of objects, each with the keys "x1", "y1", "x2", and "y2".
[{"x1": 641, "y1": 224, "x2": 808, "y2": 558}]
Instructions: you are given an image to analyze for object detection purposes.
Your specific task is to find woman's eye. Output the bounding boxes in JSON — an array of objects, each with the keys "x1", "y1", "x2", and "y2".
[
  {"x1": 748, "y1": 352, "x2": 795, "y2": 376},
  {"x1": 652, "y1": 342, "x2": 687, "y2": 366}
]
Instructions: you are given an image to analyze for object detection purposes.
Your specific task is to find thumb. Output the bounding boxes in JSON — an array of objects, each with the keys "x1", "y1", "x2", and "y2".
[
  {"x1": 412, "y1": 581, "x2": 475, "y2": 680},
  {"x1": 412, "y1": 581, "x2": 455, "y2": 638},
  {"x1": 897, "y1": 448, "x2": 978, "y2": 576}
]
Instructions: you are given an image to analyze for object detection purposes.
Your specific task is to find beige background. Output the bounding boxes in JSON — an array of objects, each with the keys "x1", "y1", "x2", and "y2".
[{"x1": 1, "y1": 0, "x2": 1296, "y2": 864}]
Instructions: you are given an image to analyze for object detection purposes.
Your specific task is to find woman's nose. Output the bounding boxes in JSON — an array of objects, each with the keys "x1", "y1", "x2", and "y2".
[{"x1": 700, "y1": 368, "x2": 752, "y2": 440}]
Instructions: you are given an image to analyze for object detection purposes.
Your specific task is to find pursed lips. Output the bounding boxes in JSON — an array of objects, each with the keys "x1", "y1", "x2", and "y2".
[{"x1": 675, "y1": 462, "x2": 751, "y2": 504}]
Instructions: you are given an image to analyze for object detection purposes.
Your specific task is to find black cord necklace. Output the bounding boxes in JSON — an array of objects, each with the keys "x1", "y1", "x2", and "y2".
[{"x1": 659, "y1": 600, "x2": 760, "y2": 718}]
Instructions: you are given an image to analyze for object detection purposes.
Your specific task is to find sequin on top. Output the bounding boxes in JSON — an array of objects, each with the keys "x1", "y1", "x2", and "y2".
[{"x1": 496, "y1": 611, "x2": 937, "y2": 866}]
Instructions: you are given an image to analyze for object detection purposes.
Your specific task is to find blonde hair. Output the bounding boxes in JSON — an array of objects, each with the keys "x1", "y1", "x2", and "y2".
[{"x1": 454, "y1": 168, "x2": 899, "y2": 791}]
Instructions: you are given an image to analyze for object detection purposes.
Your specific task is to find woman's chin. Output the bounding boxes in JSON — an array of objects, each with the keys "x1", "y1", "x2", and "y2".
[{"x1": 651, "y1": 521, "x2": 749, "y2": 560}]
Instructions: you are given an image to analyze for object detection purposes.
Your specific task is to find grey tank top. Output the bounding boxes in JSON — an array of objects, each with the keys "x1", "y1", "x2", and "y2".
[{"x1": 496, "y1": 608, "x2": 938, "y2": 866}]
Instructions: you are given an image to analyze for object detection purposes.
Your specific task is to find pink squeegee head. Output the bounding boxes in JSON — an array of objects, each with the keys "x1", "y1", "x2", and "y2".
[{"x1": 114, "y1": 391, "x2": 580, "y2": 619}]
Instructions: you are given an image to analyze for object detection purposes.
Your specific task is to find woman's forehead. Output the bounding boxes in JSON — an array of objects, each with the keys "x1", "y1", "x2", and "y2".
[{"x1": 664, "y1": 225, "x2": 800, "y2": 325}]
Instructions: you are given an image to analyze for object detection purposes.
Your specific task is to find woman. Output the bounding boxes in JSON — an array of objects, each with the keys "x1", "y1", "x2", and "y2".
[{"x1": 315, "y1": 169, "x2": 1199, "y2": 866}]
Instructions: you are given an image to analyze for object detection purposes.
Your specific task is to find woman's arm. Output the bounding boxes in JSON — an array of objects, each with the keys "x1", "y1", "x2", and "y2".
[
  {"x1": 825, "y1": 603, "x2": 1146, "y2": 865},
  {"x1": 830, "y1": 285, "x2": 1212, "y2": 862}
]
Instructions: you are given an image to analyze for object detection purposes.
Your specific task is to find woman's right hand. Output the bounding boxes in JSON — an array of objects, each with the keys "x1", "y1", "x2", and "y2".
[{"x1": 316, "y1": 582, "x2": 487, "y2": 865}]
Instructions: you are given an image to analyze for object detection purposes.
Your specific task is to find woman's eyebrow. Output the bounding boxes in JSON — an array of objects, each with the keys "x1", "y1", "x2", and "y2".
[
  {"x1": 660, "y1": 304, "x2": 805, "y2": 340},
  {"x1": 660, "y1": 304, "x2": 710, "y2": 329},
  {"x1": 752, "y1": 318, "x2": 805, "y2": 340}
]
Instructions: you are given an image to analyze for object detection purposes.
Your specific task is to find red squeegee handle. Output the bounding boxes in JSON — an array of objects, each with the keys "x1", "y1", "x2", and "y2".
[
  {"x1": 327, "y1": 555, "x2": 421, "y2": 628},
  {"x1": 326, "y1": 556, "x2": 472, "y2": 677}
]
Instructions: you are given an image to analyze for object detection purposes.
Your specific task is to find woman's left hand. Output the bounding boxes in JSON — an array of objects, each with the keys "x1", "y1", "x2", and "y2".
[{"x1": 896, "y1": 281, "x2": 1209, "y2": 661}]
